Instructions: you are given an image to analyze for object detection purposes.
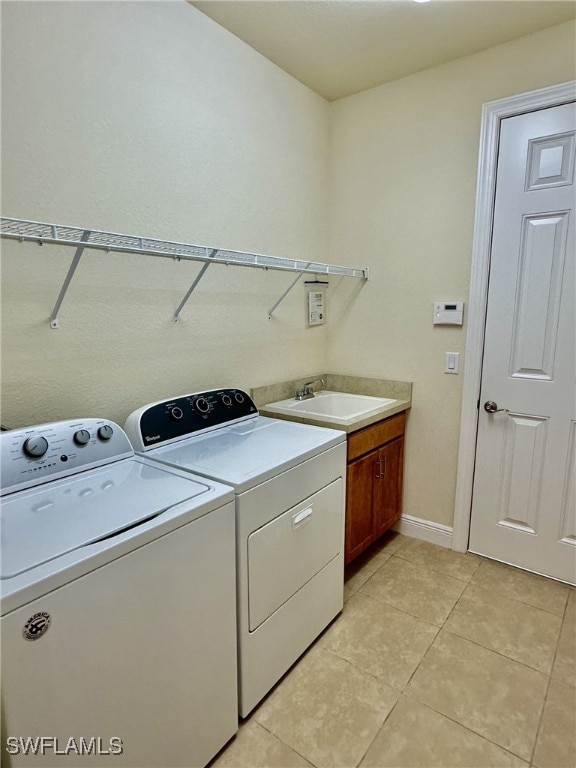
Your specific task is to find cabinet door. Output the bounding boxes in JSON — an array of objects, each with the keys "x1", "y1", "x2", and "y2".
[
  {"x1": 345, "y1": 449, "x2": 378, "y2": 564},
  {"x1": 373, "y1": 437, "x2": 404, "y2": 538}
]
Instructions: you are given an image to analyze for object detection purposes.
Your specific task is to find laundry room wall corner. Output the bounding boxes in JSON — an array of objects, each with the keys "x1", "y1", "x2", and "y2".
[
  {"x1": 325, "y1": 20, "x2": 576, "y2": 531},
  {"x1": 0, "y1": 0, "x2": 331, "y2": 427}
]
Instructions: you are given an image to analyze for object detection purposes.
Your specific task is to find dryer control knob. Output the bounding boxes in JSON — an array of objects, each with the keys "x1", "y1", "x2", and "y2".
[
  {"x1": 74, "y1": 429, "x2": 91, "y2": 446},
  {"x1": 170, "y1": 407, "x2": 184, "y2": 420},
  {"x1": 194, "y1": 397, "x2": 210, "y2": 414},
  {"x1": 234, "y1": 392, "x2": 245, "y2": 404},
  {"x1": 221, "y1": 394, "x2": 232, "y2": 407},
  {"x1": 97, "y1": 425, "x2": 114, "y2": 441},
  {"x1": 23, "y1": 435, "x2": 49, "y2": 458}
]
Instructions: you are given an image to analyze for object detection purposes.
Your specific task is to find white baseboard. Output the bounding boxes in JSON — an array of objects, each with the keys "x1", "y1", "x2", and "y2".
[{"x1": 393, "y1": 514, "x2": 453, "y2": 549}]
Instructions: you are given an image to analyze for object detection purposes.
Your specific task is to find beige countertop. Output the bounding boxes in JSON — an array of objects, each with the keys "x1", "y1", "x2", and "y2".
[{"x1": 252, "y1": 374, "x2": 412, "y2": 434}]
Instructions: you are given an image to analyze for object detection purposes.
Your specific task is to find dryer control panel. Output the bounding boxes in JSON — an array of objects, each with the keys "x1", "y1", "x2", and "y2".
[
  {"x1": 0, "y1": 419, "x2": 134, "y2": 495},
  {"x1": 126, "y1": 389, "x2": 258, "y2": 451}
]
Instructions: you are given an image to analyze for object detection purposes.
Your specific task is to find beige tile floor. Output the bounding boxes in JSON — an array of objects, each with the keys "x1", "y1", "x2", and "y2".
[{"x1": 211, "y1": 533, "x2": 576, "y2": 768}]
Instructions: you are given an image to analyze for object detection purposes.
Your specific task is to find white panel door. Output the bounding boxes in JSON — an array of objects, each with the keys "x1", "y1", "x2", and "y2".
[{"x1": 469, "y1": 102, "x2": 576, "y2": 584}]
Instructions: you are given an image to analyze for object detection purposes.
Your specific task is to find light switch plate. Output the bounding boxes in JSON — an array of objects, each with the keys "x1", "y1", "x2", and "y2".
[{"x1": 445, "y1": 352, "x2": 460, "y2": 374}]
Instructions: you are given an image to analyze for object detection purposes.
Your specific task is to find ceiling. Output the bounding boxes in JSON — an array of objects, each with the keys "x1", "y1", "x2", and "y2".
[{"x1": 190, "y1": 1, "x2": 576, "y2": 101}]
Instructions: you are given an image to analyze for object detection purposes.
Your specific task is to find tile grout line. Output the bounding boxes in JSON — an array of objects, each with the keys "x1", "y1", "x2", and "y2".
[
  {"x1": 399, "y1": 553, "x2": 545, "y2": 763},
  {"x1": 251, "y1": 719, "x2": 317, "y2": 768},
  {"x1": 354, "y1": 547, "x2": 572, "y2": 766},
  {"x1": 353, "y1": 584, "x2": 455, "y2": 630},
  {"x1": 528, "y1": 590, "x2": 571, "y2": 768},
  {"x1": 388, "y1": 548, "x2": 477, "y2": 581},
  {"x1": 403, "y1": 553, "x2": 569, "y2": 618},
  {"x1": 399, "y1": 552, "x2": 463, "y2": 694},
  {"x1": 403, "y1": 640, "x2": 536, "y2": 762},
  {"x1": 344, "y1": 535, "x2": 412, "y2": 599},
  {"x1": 371, "y1": 551, "x2": 567, "y2": 676},
  {"x1": 386, "y1": 549, "x2": 480, "y2": 592},
  {"x1": 459, "y1": 579, "x2": 571, "y2": 621},
  {"x1": 355, "y1": 553, "x2": 469, "y2": 629},
  {"x1": 392, "y1": 549, "x2": 483, "y2": 584},
  {"x1": 249, "y1": 541, "x2": 570, "y2": 768},
  {"x1": 400, "y1": 690, "x2": 535, "y2": 765},
  {"x1": 387, "y1": 558, "x2": 533, "y2": 761},
  {"x1": 440, "y1": 627, "x2": 552, "y2": 678},
  {"x1": 353, "y1": 698, "x2": 400, "y2": 768},
  {"x1": 445, "y1": 583, "x2": 565, "y2": 677},
  {"x1": 344, "y1": 542, "x2": 570, "y2": 765},
  {"x1": 349, "y1": 588, "x2": 442, "y2": 633},
  {"x1": 320, "y1": 643, "x2": 405, "y2": 688},
  {"x1": 330, "y1": 536, "x2": 417, "y2": 768},
  {"x1": 344, "y1": 551, "x2": 397, "y2": 599},
  {"x1": 470, "y1": 560, "x2": 570, "y2": 618},
  {"x1": 254, "y1": 620, "x2": 407, "y2": 768},
  {"x1": 269, "y1": 645, "x2": 403, "y2": 768}
]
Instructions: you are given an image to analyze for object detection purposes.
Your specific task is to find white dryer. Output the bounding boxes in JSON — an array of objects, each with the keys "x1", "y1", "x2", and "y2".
[
  {"x1": 1, "y1": 419, "x2": 238, "y2": 767},
  {"x1": 125, "y1": 389, "x2": 347, "y2": 716}
]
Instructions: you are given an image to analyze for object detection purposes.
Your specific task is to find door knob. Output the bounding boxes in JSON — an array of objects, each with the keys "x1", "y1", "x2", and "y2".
[{"x1": 484, "y1": 400, "x2": 506, "y2": 414}]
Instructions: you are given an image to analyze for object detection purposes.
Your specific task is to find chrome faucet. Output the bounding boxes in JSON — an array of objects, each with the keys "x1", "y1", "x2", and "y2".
[{"x1": 295, "y1": 378, "x2": 325, "y2": 401}]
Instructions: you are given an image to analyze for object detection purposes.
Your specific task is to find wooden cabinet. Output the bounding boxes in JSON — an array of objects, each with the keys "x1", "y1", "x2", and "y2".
[
  {"x1": 345, "y1": 451, "x2": 376, "y2": 561},
  {"x1": 345, "y1": 412, "x2": 405, "y2": 565}
]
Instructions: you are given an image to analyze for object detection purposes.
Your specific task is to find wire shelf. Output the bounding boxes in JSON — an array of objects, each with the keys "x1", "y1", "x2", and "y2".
[
  {"x1": 1, "y1": 217, "x2": 368, "y2": 327},
  {"x1": 0, "y1": 217, "x2": 368, "y2": 278}
]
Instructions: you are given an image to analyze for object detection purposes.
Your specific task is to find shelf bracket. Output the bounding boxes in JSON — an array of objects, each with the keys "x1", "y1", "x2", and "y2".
[
  {"x1": 1, "y1": 218, "x2": 369, "y2": 328},
  {"x1": 268, "y1": 265, "x2": 311, "y2": 319},
  {"x1": 172, "y1": 248, "x2": 218, "y2": 323},
  {"x1": 49, "y1": 230, "x2": 91, "y2": 329}
]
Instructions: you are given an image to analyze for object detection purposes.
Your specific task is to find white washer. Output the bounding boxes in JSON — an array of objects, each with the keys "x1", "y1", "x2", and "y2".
[
  {"x1": 125, "y1": 388, "x2": 347, "y2": 716},
  {"x1": 1, "y1": 419, "x2": 238, "y2": 767}
]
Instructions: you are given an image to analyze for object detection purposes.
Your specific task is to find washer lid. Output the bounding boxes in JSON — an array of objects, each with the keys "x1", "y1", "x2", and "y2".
[
  {"x1": 151, "y1": 416, "x2": 345, "y2": 491},
  {"x1": 1, "y1": 457, "x2": 213, "y2": 579}
]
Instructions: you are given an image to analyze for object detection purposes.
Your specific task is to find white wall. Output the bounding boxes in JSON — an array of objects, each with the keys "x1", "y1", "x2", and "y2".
[
  {"x1": 0, "y1": 1, "x2": 331, "y2": 426},
  {"x1": 327, "y1": 20, "x2": 576, "y2": 527},
  {"x1": 2, "y1": 4, "x2": 575, "y2": 531}
]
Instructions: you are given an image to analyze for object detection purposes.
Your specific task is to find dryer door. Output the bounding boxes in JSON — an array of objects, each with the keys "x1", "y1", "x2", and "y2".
[{"x1": 247, "y1": 478, "x2": 342, "y2": 631}]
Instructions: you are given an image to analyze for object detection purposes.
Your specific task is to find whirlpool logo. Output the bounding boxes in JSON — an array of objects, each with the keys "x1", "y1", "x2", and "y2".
[{"x1": 22, "y1": 612, "x2": 51, "y2": 641}]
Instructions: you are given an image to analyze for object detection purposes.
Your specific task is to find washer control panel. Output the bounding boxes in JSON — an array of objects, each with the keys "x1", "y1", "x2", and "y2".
[
  {"x1": 1, "y1": 419, "x2": 133, "y2": 495},
  {"x1": 127, "y1": 389, "x2": 258, "y2": 451}
]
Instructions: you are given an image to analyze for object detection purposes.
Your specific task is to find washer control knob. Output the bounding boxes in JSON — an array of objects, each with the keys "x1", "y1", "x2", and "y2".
[
  {"x1": 23, "y1": 435, "x2": 49, "y2": 458},
  {"x1": 194, "y1": 397, "x2": 210, "y2": 414},
  {"x1": 74, "y1": 429, "x2": 91, "y2": 446},
  {"x1": 97, "y1": 425, "x2": 114, "y2": 441},
  {"x1": 234, "y1": 392, "x2": 245, "y2": 404},
  {"x1": 221, "y1": 394, "x2": 232, "y2": 407},
  {"x1": 170, "y1": 407, "x2": 184, "y2": 421}
]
